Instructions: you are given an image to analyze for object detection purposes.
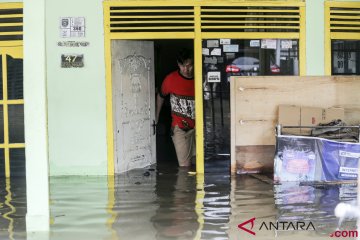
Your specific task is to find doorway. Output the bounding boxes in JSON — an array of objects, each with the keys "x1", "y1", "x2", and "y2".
[
  {"x1": 154, "y1": 40, "x2": 194, "y2": 170},
  {"x1": 111, "y1": 39, "x2": 193, "y2": 173}
]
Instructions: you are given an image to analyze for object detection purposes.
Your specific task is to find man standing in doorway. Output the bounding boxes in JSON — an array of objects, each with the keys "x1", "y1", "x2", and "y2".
[{"x1": 156, "y1": 48, "x2": 195, "y2": 167}]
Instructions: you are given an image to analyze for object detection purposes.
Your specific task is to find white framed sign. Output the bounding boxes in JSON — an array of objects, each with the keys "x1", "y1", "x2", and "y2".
[
  {"x1": 202, "y1": 48, "x2": 209, "y2": 55},
  {"x1": 210, "y1": 48, "x2": 221, "y2": 56},
  {"x1": 207, "y1": 40, "x2": 219, "y2": 48},
  {"x1": 261, "y1": 39, "x2": 277, "y2": 49},
  {"x1": 220, "y1": 39, "x2": 231, "y2": 45},
  {"x1": 207, "y1": 71, "x2": 221, "y2": 83},
  {"x1": 223, "y1": 44, "x2": 239, "y2": 52},
  {"x1": 281, "y1": 40, "x2": 293, "y2": 49},
  {"x1": 250, "y1": 40, "x2": 260, "y2": 47},
  {"x1": 60, "y1": 17, "x2": 86, "y2": 38}
]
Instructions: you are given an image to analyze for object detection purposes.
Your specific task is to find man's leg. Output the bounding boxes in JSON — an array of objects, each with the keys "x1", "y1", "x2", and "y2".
[{"x1": 171, "y1": 126, "x2": 195, "y2": 167}]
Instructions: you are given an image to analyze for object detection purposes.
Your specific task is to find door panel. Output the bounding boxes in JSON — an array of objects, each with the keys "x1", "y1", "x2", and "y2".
[{"x1": 111, "y1": 40, "x2": 156, "y2": 173}]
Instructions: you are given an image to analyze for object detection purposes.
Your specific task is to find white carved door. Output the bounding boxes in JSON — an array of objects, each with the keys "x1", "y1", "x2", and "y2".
[{"x1": 111, "y1": 40, "x2": 156, "y2": 173}]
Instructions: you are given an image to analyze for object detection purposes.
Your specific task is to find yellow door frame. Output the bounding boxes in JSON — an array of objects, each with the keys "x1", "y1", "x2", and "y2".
[
  {"x1": 104, "y1": 0, "x2": 306, "y2": 175},
  {"x1": 324, "y1": 1, "x2": 360, "y2": 76}
]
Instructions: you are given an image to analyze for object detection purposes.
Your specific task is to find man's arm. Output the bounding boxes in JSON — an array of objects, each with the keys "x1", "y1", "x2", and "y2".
[{"x1": 156, "y1": 93, "x2": 165, "y2": 123}]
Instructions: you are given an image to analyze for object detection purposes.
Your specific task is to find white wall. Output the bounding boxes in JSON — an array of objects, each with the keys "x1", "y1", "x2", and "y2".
[
  {"x1": 46, "y1": 0, "x2": 107, "y2": 175},
  {"x1": 24, "y1": 0, "x2": 50, "y2": 231}
]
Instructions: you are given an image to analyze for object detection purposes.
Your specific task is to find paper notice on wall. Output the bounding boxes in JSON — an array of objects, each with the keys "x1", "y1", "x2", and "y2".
[
  {"x1": 202, "y1": 48, "x2": 209, "y2": 55},
  {"x1": 210, "y1": 48, "x2": 222, "y2": 56},
  {"x1": 223, "y1": 44, "x2": 239, "y2": 52},
  {"x1": 333, "y1": 51, "x2": 356, "y2": 74},
  {"x1": 204, "y1": 56, "x2": 218, "y2": 64},
  {"x1": 220, "y1": 39, "x2": 231, "y2": 45},
  {"x1": 281, "y1": 40, "x2": 293, "y2": 49},
  {"x1": 250, "y1": 40, "x2": 260, "y2": 47},
  {"x1": 207, "y1": 71, "x2": 221, "y2": 83},
  {"x1": 226, "y1": 53, "x2": 236, "y2": 60},
  {"x1": 261, "y1": 39, "x2": 277, "y2": 49},
  {"x1": 207, "y1": 40, "x2": 219, "y2": 48}
]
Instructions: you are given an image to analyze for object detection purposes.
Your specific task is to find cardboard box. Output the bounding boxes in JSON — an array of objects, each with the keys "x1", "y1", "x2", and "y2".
[
  {"x1": 278, "y1": 105, "x2": 345, "y2": 136},
  {"x1": 300, "y1": 107, "x2": 323, "y2": 135},
  {"x1": 301, "y1": 107, "x2": 323, "y2": 126},
  {"x1": 278, "y1": 105, "x2": 300, "y2": 135},
  {"x1": 322, "y1": 107, "x2": 344, "y2": 124}
]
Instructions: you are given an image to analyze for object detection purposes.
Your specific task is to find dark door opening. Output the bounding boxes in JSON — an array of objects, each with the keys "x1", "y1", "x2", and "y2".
[
  {"x1": 154, "y1": 39, "x2": 233, "y2": 173},
  {"x1": 154, "y1": 39, "x2": 194, "y2": 171}
]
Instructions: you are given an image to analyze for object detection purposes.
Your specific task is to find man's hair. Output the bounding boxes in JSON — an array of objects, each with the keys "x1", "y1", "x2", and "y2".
[{"x1": 176, "y1": 48, "x2": 193, "y2": 64}]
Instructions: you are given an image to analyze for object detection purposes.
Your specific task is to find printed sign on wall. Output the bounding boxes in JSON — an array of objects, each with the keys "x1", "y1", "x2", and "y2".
[
  {"x1": 223, "y1": 44, "x2": 239, "y2": 52},
  {"x1": 207, "y1": 71, "x2": 221, "y2": 83},
  {"x1": 61, "y1": 54, "x2": 84, "y2": 68},
  {"x1": 261, "y1": 39, "x2": 277, "y2": 49},
  {"x1": 60, "y1": 17, "x2": 86, "y2": 38}
]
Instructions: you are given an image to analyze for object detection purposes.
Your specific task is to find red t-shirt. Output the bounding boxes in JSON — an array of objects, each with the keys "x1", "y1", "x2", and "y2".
[{"x1": 160, "y1": 70, "x2": 195, "y2": 129}]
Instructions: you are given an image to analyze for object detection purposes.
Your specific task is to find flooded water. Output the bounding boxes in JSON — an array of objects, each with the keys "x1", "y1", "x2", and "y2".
[{"x1": 0, "y1": 167, "x2": 358, "y2": 240}]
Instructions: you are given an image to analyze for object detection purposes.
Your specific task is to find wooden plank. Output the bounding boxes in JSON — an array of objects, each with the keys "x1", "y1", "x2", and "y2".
[
  {"x1": 233, "y1": 76, "x2": 360, "y2": 146},
  {"x1": 236, "y1": 145, "x2": 275, "y2": 174},
  {"x1": 231, "y1": 76, "x2": 360, "y2": 174}
]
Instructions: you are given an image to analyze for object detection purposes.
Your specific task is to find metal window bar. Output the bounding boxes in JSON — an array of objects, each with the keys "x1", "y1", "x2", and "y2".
[{"x1": 276, "y1": 124, "x2": 360, "y2": 143}]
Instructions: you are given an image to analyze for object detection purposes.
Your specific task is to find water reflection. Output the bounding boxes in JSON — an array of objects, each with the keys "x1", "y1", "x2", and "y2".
[
  {"x1": 274, "y1": 182, "x2": 357, "y2": 238},
  {"x1": 0, "y1": 172, "x2": 358, "y2": 239},
  {"x1": 0, "y1": 177, "x2": 26, "y2": 240},
  {"x1": 151, "y1": 168, "x2": 199, "y2": 239},
  {"x1": 202, "y1": 174, "x2": 231, "y2": 240},
  {"x1": 49, "y1": 176, "x2": 112, "y2": 240}
]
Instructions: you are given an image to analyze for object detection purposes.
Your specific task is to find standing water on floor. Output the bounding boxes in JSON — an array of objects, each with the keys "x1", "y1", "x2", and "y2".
[{"x1": 0, "y1": 169, "x2": 358, "y2": 240}]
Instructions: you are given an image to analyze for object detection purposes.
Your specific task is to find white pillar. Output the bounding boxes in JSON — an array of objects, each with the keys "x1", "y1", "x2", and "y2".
[
  {"x1": 306, "y1": 0, "x2": 325, "y2": 76},
  {"x1": 24, "y1": 0, "x2": 50, "y2": 232}
]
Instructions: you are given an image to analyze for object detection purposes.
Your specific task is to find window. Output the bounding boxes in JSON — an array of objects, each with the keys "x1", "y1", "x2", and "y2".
[
  {"x1": 332, "y1": 40, "x2": 360, "y2": 75},
  {"x1": 203, "y1": 39, "x2": 299, "y2": 84}
]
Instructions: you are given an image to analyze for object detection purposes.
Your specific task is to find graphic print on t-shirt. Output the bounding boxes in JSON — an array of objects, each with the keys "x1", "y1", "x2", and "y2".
[{"x1": 170, "y1": 93, "x2": 195, "y2": 120}]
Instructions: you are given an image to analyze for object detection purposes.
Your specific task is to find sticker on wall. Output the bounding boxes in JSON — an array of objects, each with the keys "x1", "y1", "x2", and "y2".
[
  {"x1": 207, "y1": 40, "x2": 219, "y2": 48},
  {"x1": 261, "y1": 39, "x2": 277, "y2": 49},
  {"x1": 207, "y1": 72, "x2": 221, "y2": 83},
  {"x1": 223, "y1": 44, "x2": 239, "y2": 53},
  {"x1": 58, "y1": 41, "x2": 90, "y2": 47},
  {"x1": 281, "y1": 40, "x2": 293, "y2": 49},
  {"x1": 333, "y1": 51, "x2": 356, "y2": 74},
  {"x1": 61, "y1": 54, "x2": 84, "y2": 68},
  {"x1": 250, "y1": 40, "x2": 260, "y2": 47},
  {"x1": 220, "y1": 39, "x2": 231, "y2": 45},
  {"x1": 202, "y1": 48, "x2": 210, "y2": 55},
  {"x1": 204, "y1": 56, "x2": 217, "y2": 64},
  {"x1": 60, "y1": 17, "x2": 86, "y2": 38},
  {"x1": 226, "y1": 53, "x2": 236, "y2": 60},
  {"x1": 210, "y1": 48, "x2": 222, "y2": 56}
]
